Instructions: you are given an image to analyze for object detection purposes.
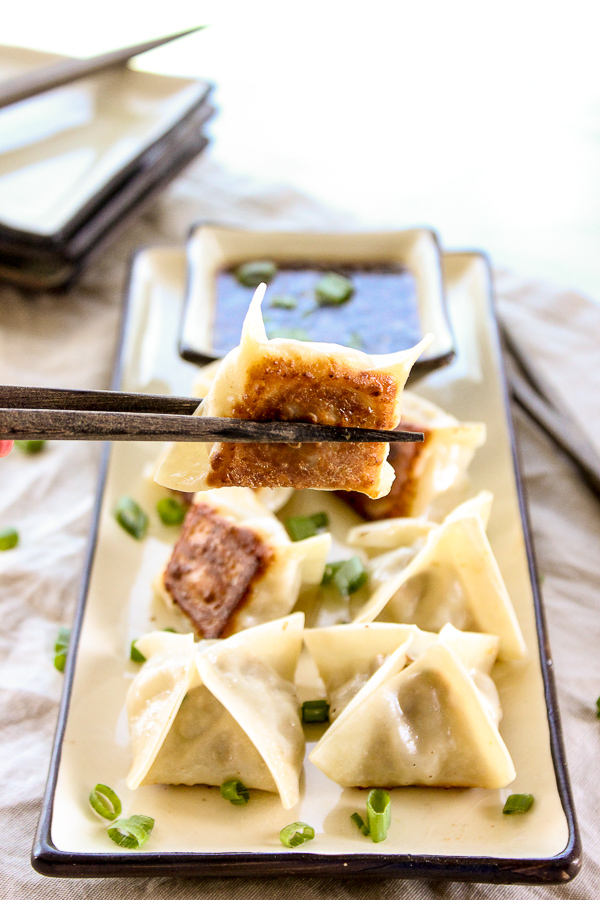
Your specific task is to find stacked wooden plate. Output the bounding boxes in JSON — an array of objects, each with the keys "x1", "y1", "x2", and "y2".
[{"x1": 0, "y1": 45, "x2": 214, "y2": 290}]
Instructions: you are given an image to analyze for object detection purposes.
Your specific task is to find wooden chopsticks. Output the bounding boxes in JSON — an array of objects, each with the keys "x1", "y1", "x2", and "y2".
[
  {"x1": 500, "y1": 322, "x2": 600, "y2": 499},
  {"x1": 0, "y1": 386, "x2": 424, "y2": 445},
  {"x1": 0, "y1": 27, "x2": 205, "y2": 111}
]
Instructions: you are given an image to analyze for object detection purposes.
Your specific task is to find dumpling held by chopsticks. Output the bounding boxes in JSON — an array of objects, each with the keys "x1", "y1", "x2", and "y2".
[{"x1": 154, "y1": 285, "x2": 432, "y2": 499}]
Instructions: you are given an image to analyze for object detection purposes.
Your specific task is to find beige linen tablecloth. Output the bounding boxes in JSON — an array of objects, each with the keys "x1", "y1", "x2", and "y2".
[{"x1": 1, "y1": 157, "x2": 599, "y2": 898}]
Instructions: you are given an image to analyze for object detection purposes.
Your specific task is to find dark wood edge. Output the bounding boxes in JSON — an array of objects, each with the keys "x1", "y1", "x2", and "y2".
[
  {"x1": 31, "y1": 246, "x2": 581, "y2": 883},
  {"x1": 177, "y1": 221, "x2": 456, "y2": 377}
]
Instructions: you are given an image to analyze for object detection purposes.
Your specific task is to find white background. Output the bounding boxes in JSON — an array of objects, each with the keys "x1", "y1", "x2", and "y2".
[{"x1": 4, "y1": 0, "x2": 600, "y2": 299}]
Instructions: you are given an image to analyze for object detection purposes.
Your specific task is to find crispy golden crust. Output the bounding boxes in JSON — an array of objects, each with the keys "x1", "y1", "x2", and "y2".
[
  {"x1": 206, "y1": 355, "x2": 399, "y2": 495},
  {"x1": 163, "y1": 502, "x2": 273, "y2": 638},
  {"x1": 337, "y1": 421, "x2": 432, "y2": 518}
]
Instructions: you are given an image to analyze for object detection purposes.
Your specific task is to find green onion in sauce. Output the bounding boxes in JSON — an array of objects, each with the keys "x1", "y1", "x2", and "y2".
[
  {"x1": 235, "y1": 260, "x2": 278, "y2": 287},
  {"x1": 315, "y1": 272, "x2": 354, "y2": 306},
  {"x1": 351, "y1": 812, "x2": 370, "y2": 837}
]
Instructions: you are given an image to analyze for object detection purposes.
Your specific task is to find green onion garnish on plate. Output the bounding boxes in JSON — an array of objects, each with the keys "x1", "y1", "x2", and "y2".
[
  {"x1": 89, "y1": 784, "x2": 122, "y2": 821},
  {"x1": 301, "y1": 699, "x2": 330, "y2": 723},
  {"x1": 220, "y1": 780, "x2": 250, "y2": 805},
  {"x1": 156, "y1": 496, "x2": 187, "y2": 526},
  {"x1": 366, "y1": 789, "x2": 391, "y2": 843},
  {"x1": 0, "y1": 526, "x2": 19, "y2": 551},
  {"x1": 285, "y1": 512, "x2": 329, "y2": 542},
  {"x1": 279, "y1": 821, "x2": 315, "y2": 848},
  {"x1": 502, "y1": 793, "x2": 534, "y2": 815},
  {"x1": 321, "y1": 556, "x2": 367, "y2": 596},
  {"x1": 315, "y1": 272, "x2": 354, "y2": 306},
  {"x1": 596, "y1": 696, "x2": 600, "y2": 719},
  {"x1": 235, "y1": 260, "x2": 278, "y2": 287},
  {"x1": 54, "y1": 626, "x2": 71, "y2": 673},
  {"x1": 15, "y1": 439, "x2": 46, "y2": 454},
  {"x1": 115, "y1": 496, "x2": 148, "y2": 540},
  {"x1": 107, "y1": 814, "x2": 154, "y2": 849},
  {"x1": 351, "y1": 812, "x2": 370, "y2": 837},
  {"x1": 130, "y1": 640, "x2": 146, "y2": 663}
]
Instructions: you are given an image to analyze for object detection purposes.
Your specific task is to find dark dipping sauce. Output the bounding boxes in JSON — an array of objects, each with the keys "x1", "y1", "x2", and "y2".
[{"x1": 213, "y1": 265, "x2": 422, "y2": 356}]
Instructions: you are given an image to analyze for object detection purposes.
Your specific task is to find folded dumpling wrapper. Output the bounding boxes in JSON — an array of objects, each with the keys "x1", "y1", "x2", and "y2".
[
  {"x1": 337, "y1": 391, "x2": 486, "y2": 519},
  {"x1": 304, "y1": 621, "x2": 501, "y2": 723},
  {"x1": 156, "y1": 487, "x2": 330, "y2": 637},
  {"x1": 350, "y1": 493, "x2": 526, "y2": 660},
  {"x1": 126, "y1": 614, "x2": 305, "y2": 809},
  {"x1": 154, "y1": 285, "x2": 432, "y2": 499},
  {"x1": 309, "y1": 638, "x2": 515, "y2": 789}
]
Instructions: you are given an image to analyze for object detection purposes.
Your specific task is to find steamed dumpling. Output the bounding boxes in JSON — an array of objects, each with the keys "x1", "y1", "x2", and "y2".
[
  {"x1": 337, "y1": 391, "x2": 486, "y2": 519},
  {"x1": 126, "y1": 614, "x2": 305, "y2": 809},
  {"x1": 156, "y1": 487, "x2": 330, "y2": 638},
  {"x1": 154, "y1": 285, "x2": 432, "y2": 499},
  {"x1": 349, "y1": 493, "x2": 526, "y2": 660},
  {"x1": 309, "y1": 640, "x2": 515, "y2": 789}
]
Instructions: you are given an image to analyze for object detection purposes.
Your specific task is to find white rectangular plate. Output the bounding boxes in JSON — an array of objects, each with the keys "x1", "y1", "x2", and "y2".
[
  {"x1": 0, "y1": 46, "x2": 210, "y2": 239},
  {"x1": 33, "y1": 246, "x2": 579, "y2": 883}
]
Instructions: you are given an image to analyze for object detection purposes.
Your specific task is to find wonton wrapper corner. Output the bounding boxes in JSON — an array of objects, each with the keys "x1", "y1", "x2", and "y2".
[
  {"x1": 126, "y1": 614, "x2": 305, "y2": 809},
  {"x1": 154, "y1": 284, "x2": 433, "y2": 499}
]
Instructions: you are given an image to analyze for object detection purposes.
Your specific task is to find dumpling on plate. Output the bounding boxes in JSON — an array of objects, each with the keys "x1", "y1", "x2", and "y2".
[
  {"x1": 155, "y1": 487, "x2": 330, "y2": 638},
  {"x1": 304, "y1": 621, "x2": 501, "y2": 724},
  {"x1": 126, "y1": 614, "x2": 305, "y2": 810},
  {"x1": 309, "y1": 638, "x2": 515, "y2": 789},
  {"x1": 154, "y1": 285, "x2": 432, "y2": 499},
  {"x1": 336, "y1": 392, "x2": 486, "y2": 520},
  {"x1": 349, "y1": 493, "x2": 526, "y2": 660}
]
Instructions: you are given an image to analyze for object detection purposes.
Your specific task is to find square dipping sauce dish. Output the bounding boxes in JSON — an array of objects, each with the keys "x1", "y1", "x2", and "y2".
[{"x1": 178, "y1": 224, "x2": 455, "y2": 381}]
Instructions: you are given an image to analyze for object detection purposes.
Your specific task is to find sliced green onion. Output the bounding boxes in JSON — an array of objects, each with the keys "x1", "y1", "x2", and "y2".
[
  {"x1": 367, "y1": 789, "x2": 391, "y2": 843},
  {"x1": 220, "y1": 780, "x2": 250, "y2": 805},
  {"x1": 270, "y1": 294, "x2": 297, "y2": 310},
  {"x1": 0, "y1": 527, "x2": 19, "y2": 551},
  {"x1": 163, "y1": 627, "x2": 177, "y2": 633},
  {"x1": 115, "y1": 496, "x2": 148, "y2": 540},
  {"x1": 156, "y1": 496, "x2": 187, "y2": 526},
  {"x1": 279, "y1": 821, "x2": 315, "y2": 848},
  {"x1": 89, "y1": 784, "x2": 122, "y2": 821},
  {"x1": 345, "y1": 331, "x2": 364, "y2": 350},
  {"x1": 321, "y1": 556, "x2": 367, "y2": 596},
  {"x1": 54, "y1": 626, "x2": 71, "y2": 673},
  {"x1": 351, "y1": 812, "x2": 370, "y2": 836},
  {"x1": 301, "y1": 699, "x2": 330, "y2": 723},
  {"x1": 266, "y1": 326, "x2": 310, "y2": 341},
  {"x1": 596, "y1": 696, "x2": 600, "y2": 719},
  {"x1": 315, "y1": 272, "x2": 354, "y2": 306},
  {"x1": 130, "y1": 640, "x2": 146, "y2": 663},
  {"x1": 503, "y1": 793, "x2": 534, "y2": 815},
  {"x1": 107, "y1": 814, "x2": 154, "y2": 849},
  {"x1": 285, "y1": 512, "x2": 329, "y2": 542},
  {"x1": 235, "y1": 260, "x2": 277, "y2": 287},
  {"x1": 15, "y1": 439, "x2": 46, "y2": 454}
]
